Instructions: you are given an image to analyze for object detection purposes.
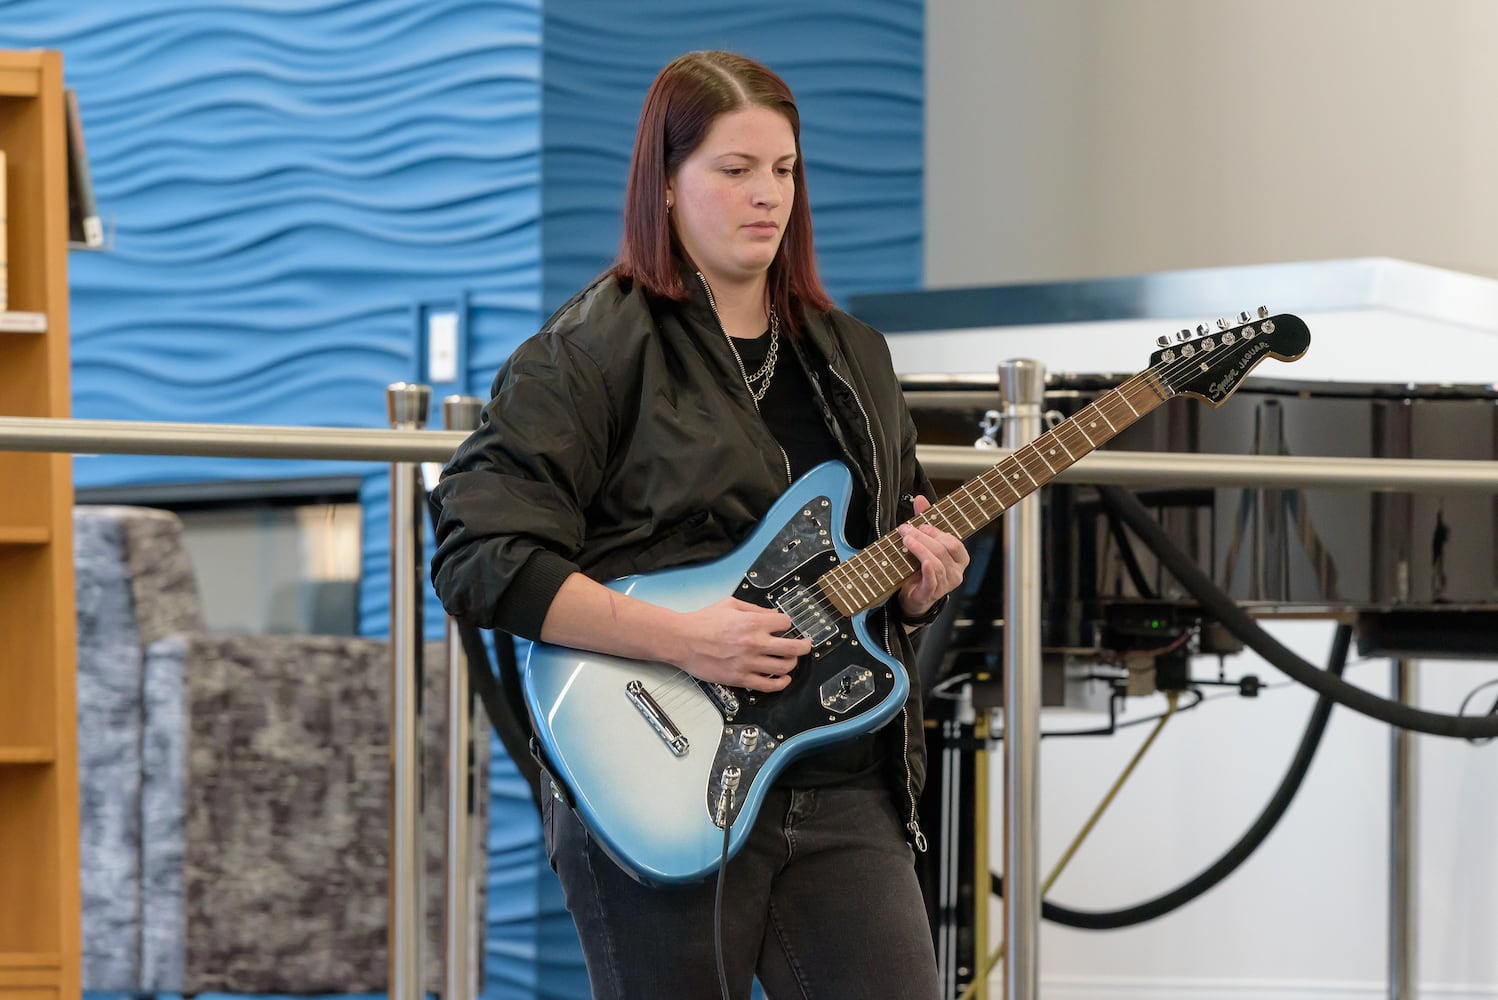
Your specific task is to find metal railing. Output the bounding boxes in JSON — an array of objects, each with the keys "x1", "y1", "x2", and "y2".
[
  {"x1": 6, "y1": 416, "x2": 1498, "y2": 490},
  {"x1": 3, "y1": 403, "x2": 1494, "y2": 1000}
]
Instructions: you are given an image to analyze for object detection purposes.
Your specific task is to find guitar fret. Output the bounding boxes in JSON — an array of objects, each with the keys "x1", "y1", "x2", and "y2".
[
  {"x1": 1121, "y1": 394, "x2": 1139, "y2": 416},
  {"x1": 870, "y1": 539, "x2": 904, "y2": 589},
  {"x1": 845, "y1": 567, "x2": 876, "y2": 604},
  {"x1": 948, "y1": 497, "x2": 978, "y2": 532},
  {"x1": 933, "y1": 506, "x2": 957, "y2": 534},
  {"x1": 972, "y1": 476, "x2": 1003, "y2": 517},
  {"x1": 831, "y1": 566, "x2": 857, "y2": 604},
  {"x1": 1033, "y1": 447, "x2": 1056, "y2": 474},
  {"x1": 999, "y1": 464, "x2": 1026, "y2": 499},
  {"x1": 885, "y1": 537, "x2": 910, "y2": 582},
  {"x1": 851, "y1": 562, "x2": 880, "y2": 596},
  {"x1": 963, "y1": 489, "x2": 988, "y2": 521}
]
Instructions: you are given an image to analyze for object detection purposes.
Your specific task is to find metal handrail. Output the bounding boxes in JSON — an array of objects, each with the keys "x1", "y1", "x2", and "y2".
[{"x1": 2, "y1": 416, "x2": 1497, "y2": 491}]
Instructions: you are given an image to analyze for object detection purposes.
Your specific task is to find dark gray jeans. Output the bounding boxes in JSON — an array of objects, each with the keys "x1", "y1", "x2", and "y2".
[{"x1": 542, "y1": 782, "x2": 940, "y2": 1000}]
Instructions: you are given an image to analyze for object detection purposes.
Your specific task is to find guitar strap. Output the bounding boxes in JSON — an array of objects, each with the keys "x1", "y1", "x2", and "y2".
[{"x1": 529, "y1": 736, "x2": 574, "y2": 809}]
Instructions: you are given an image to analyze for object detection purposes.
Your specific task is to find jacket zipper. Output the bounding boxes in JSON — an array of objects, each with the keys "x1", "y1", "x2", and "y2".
[
  {"x1": 898, "y1": 703, "x2": 928, "y2": 852},
  {"x1": 696, "y1": 272, "x2": 792, "y2": 485},
  {"x1": 827, "y1": 364, "x2": 926, "y2": 853},
  {"x1": 826, "y1": 366, "x2": 882, "y2": 530}
]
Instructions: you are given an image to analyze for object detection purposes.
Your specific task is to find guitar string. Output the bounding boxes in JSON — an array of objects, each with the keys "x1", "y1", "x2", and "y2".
[
  {"x1": 634, "y1": 325, "x2": 1277, "y2": 713},
  {"x1": 804, "y1": 368, "x2": 1163, "y2": 621}
]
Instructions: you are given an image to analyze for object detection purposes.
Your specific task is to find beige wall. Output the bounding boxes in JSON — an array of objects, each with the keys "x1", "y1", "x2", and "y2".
[{"x1": 926, "y1": 0, "x2": 1498, "y2": 287}]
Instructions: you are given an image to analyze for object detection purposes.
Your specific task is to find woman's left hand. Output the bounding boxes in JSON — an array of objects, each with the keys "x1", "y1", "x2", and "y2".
[{"x1": 895, "y1": 495, "x2": 969, "y2": 620}]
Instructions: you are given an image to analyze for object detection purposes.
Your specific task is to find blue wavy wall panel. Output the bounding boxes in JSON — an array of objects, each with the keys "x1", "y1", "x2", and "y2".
[
  {"x1": 541, "y1": 0, "x2": 923, "y2": 313},
  {"x1": 0, "y1": 0, "x2": 541, "y2": 490},
  {"x1": 0, "y1": 4, "x2": 556, "y2": 999}
]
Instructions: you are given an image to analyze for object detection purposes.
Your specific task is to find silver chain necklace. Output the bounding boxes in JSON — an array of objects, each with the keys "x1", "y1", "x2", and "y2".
[{"x1": 731, "y1": 307, "x2": 780, "y2": 403}]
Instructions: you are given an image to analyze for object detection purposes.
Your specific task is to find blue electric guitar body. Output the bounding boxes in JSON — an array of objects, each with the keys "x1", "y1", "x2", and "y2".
[
  {"x1": 524, "y1": 461, "x2": 903, "y2": 885},
  {"x1": 523, "y1": 311, "x2": 1312, "y2": 885}
]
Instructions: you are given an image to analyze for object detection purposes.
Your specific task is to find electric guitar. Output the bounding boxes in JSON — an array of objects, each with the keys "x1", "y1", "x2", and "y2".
[{"x1": 524, "y1": 309, "x2": 1311, "y2": 884}]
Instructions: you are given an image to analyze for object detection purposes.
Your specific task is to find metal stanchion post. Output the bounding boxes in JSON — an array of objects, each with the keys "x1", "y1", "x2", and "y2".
[
  {"x1": 387, "y1": 382, "x2": 431, "y2": 1000},
  {"x1": 999, "y1": 359, "x2": 1045, "y2": 1000},
  {"x1": 1390, "y1": 658, "x2": 1419, "y2": 1000},
  {"x1": 438, "y1": 395, "x2": 483, "y2": 1000},
  {"x1": 972, "y1": 706, "x2": 991, "y2": 1000}
]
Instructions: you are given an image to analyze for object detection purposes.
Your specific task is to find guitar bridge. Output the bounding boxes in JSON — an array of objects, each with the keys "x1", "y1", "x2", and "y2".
[
  {"x1": 625, "y1": 679, "x2": 689, "y2": 757},
  {"x1": 706, "y1": 683, "x2": 740, "y2": 718}
]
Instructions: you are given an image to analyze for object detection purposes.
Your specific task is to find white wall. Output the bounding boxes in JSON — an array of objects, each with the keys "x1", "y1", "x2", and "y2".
[
  {"x1": 922, "y1": 6, "x2": 1498, "y2": 993},
  {"x1": 926, "y1": 0, "x2": 1498, "y2": 288},
  {"x1": 1011, "y1": 623, "x2": 1498, "y2": 998}
]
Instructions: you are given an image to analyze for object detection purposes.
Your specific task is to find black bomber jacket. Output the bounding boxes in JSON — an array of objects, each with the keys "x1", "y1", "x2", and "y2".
[{"x1": 429, "y1": 266, "x2": 934, "y2": 850}]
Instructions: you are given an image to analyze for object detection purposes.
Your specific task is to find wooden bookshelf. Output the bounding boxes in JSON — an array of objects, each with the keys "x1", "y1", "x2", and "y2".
[{"x1": 0, "y1": 50, "x2": 80, "y2": 1000}]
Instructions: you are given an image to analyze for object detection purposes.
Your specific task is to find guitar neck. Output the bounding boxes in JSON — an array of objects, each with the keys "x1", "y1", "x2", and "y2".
[{"x1": 819, "y1": 370, "x2": 1173, "y2": 618}]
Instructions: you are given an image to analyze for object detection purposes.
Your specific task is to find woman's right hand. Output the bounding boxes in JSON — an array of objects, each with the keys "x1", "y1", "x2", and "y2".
[{"x1": 671, "y1": 596, "x2": 812, "y2": 692}]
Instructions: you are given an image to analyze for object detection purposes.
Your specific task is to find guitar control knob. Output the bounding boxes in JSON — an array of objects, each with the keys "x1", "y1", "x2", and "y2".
[
  {"x1": 1257, "y1": 305, "x2": 1270, "y2": 318},
  {"x1": 1156, "y1": 335, "x2": 1171, "y2": 347},
  {"x1": 739, "y1": 726, "x2": 760, "y2": 752}
]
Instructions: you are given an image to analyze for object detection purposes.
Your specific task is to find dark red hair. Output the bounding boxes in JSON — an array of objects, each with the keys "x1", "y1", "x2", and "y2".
[{"x1": 613, "y1": 51, "x2": 834, "y2": 332}]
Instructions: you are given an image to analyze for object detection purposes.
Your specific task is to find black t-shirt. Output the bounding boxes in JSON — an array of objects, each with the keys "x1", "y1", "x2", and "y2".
[{"x1": 729, "y1": 331, "x2": 892, "y2": 788}]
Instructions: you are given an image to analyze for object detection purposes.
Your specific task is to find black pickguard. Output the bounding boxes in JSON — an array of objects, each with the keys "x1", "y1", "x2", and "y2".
[{"x1": 700, "y1": 496, "x2": 901, "y2": 826}]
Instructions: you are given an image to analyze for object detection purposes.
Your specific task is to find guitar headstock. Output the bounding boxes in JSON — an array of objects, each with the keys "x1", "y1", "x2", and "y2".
[{"x1": 1150, "y1": 308, "x2": 1311, "y2": 406}]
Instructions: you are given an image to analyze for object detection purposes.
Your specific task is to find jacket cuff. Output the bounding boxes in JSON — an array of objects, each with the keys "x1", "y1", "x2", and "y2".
[
  {"x1": 893, "y1": 592, "x2": 948, "y2": 631},
  {"x1": 500, "y1": 549, "x2": 581, "y2": 640}
]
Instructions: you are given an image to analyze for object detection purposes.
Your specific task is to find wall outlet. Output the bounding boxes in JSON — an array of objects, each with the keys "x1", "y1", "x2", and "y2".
[{"x1": 427, "y1": 310, "x2": 460, "y2": 384}]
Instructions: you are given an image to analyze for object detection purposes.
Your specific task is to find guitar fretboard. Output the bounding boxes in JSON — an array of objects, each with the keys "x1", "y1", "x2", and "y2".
[{"x1": 818, "y1": 371, "x2": 1171, "y2": 617}]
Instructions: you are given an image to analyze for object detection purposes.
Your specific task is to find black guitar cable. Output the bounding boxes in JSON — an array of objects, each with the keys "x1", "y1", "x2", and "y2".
[{"x1": 715, "y1": 820, "x2": 733, "y2": 1000}]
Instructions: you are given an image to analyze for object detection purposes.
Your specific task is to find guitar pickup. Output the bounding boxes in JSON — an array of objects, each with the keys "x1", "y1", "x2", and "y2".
[{"x1": 772, "y1": 585, "x2": 841, "y2": 646}]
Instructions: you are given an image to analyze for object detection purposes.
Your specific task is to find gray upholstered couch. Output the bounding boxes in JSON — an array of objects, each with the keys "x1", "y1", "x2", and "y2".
[{"x1": 74, "y1": 505, "x2": 486, "y2": 994}]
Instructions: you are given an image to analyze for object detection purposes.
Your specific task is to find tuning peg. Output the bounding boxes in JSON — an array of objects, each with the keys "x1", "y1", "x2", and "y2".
[
  {"x1": 1156, "y1": 335, "x2": 1171, "y2": 348},
  {"x1": 1177, "y1": 328, "x2": 1193, "y2": 342},
  {"x1": 1195, "y1": 323, "x2": 1210, "y2": 337},
  {"x1": 1216, "y1": 317, "x2": 1231, "y2": 330},
  {"x1": 1237, "y1": 310, "x2": 1252, "y2": 324},
  {"x1": 1256, "y1": 305, "x2": 1270, "y2": 318}
]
